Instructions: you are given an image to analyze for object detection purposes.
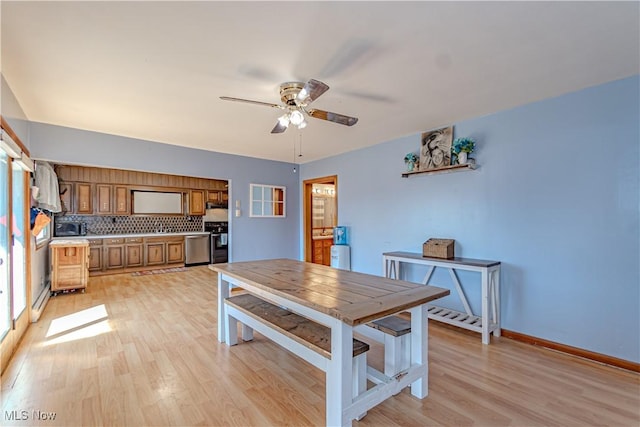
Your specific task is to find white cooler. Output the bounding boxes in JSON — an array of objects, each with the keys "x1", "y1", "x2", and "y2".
[{"x1": 330, "y1": 245, "x2": 351, "y2": 270}]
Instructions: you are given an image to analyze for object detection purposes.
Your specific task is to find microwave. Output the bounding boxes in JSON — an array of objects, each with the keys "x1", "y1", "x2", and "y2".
[{"x1": 54, "y1": 221, "x2": 87, "y2": 237}]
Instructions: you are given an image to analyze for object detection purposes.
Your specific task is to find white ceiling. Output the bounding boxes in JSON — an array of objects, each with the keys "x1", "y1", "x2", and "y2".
[{"x1": 2, "y1": 1, "x2": 638, "y2": 163}]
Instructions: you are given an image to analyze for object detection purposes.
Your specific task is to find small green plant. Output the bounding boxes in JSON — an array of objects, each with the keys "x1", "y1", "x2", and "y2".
[
  {"x1": 452, "y1": 137, "x2": 476, "y2": 155},
  {"x1": 404, "y1": 152, "x2": 418, "y2": 164}
]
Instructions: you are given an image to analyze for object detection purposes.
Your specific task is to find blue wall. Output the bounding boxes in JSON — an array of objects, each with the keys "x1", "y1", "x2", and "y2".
[
  {"x1": 301, "y1": 75, "x2": 640, "y2": 363},
  {"x1": 28, "y1": 123, "x2": 301, "y2": 263},
  {"x1": 23, "y1": 76, "x2": 640, "y2": 363}
]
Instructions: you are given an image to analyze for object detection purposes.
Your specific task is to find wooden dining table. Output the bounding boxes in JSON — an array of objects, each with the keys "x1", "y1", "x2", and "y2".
[{"x1": 210, "y1": 259, "x2": 449, "y2": 427}]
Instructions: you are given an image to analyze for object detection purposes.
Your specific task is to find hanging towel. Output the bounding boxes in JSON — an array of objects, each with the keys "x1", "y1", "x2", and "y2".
[
  {"x1": 220, "y1": 233, "x2": 228, "y2": 246},
  {"x1": 34, "y1": 161, "x2": 61, "y2": 212}
]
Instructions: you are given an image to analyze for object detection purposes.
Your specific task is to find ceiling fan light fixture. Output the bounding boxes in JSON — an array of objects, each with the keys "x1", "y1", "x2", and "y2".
[
  {"x1": 297, "y1": 120, "x2": 307, "y2": 129},
  {"x1": 289, "y1": 110, "x2": 305, "y2": 126},
  {"x1": 278, "y1": 114, "x2": 290, "y2": 127}
]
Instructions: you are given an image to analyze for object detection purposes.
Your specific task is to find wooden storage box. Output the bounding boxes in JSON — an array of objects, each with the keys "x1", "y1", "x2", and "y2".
[{"x1": 422, "y1": 238, "x2": 455, "y2": 259}]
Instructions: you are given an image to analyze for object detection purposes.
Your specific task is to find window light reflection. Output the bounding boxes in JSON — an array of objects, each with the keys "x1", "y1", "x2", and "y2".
[{"x1": 45, "y1": 304, "x2": 111, "y2": 345}]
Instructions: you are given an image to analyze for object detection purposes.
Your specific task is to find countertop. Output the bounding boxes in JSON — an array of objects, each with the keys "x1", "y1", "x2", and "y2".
[
  {"x1": 312, "y1": 235, "x2": 334, "y2": 240},
  {"x1": 51, "y1": 231, "x2": 210, "y2": 241},
  {"x1": 50, "y1": 239, "x2": 90, "y2": 246}
]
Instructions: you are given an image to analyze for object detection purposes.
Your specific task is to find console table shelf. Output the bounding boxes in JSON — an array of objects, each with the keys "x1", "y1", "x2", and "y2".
[
  {"x1": 382, "y1": 251, "x2": 501, "y2": 344},
  {"x1": 402, "y1": 163, "x2": 476, "y2": 178}
]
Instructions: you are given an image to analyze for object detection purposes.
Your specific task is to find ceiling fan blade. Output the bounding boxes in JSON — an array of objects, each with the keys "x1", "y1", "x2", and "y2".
[
  {"x1": 270, "y1": 120, "x2": 288, "y2": 134},
  {"x1": 296, "y1": 79, "x2": 329, "y2": 105},
  {"x1": 307, "y1": 109, "x2": 358, "y2": 126},
  {"x1": 220, "y1": 96, "x2": 284, "y2": 109}
]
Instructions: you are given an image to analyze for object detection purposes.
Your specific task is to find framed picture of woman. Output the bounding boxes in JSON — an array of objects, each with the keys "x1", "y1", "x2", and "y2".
[{"x1": 420, "y1": 126, "x2": 453, "y2": 170}]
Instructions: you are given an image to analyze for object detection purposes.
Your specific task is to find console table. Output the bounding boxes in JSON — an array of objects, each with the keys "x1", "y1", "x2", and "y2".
[{"x1": 382, "y1": 251, "x2": 501, "y2": 344}]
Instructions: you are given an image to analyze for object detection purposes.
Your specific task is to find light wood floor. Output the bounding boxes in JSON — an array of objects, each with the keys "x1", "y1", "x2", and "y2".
[{"x1": 2, "y1": 266, "x2": 638, "y2": 426}]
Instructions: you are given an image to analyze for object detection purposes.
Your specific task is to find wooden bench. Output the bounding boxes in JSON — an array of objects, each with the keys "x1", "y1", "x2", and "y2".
[
  {"x1": 355, "y1": 315, "x2": 412, "y2": 377},
  {"x1": 224, "y1": 293, "x2": 370, "y2": 408}
]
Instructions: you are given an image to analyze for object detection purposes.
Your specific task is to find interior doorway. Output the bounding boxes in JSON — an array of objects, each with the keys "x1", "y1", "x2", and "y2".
[{"x1": 303, "y1": 175, "x2": 337, "y2": 265}]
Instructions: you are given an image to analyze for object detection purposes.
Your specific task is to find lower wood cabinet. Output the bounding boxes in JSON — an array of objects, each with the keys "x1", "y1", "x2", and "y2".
[
  {"x1": 167, "y1": 239, "x2": 185, "y2": 263},
  {"x1": 84, "y1": 235, "x2": 185, "y2": 276},
  {"x1": 312, "y1": 238, "x2": 333, "y2": 266},
  {"x1": 104, "y1": 238, "x2": 125, "y2": 270},
  {"x1": 125, "y1": 238, "x2": 143, "y2": 267},
  {"x1": 88, "y1": 239, "x2": 104, "y2": 272},
  {"x1": 145, "y1": 241, "x2": 166, "y2": 266}
]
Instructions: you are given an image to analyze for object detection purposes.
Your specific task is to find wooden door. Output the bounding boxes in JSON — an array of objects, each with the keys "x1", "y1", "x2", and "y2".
[
  {"x1": 189, "y1": 190, "x2": 205, "y2": 215},
  {"x1": 104, "y1": 245, "x2": 125, "y2": 270},
  {"x1": 96, "y1": 184, "x2": 112, "y2": 214},
  {"x1": 59, "y1": 182, "x2": 73, "y2": 213},
  {"x1": 76, "y1": 183, "x2": 93, "y2": 214},
  {"x1": 146, "y1": 243, "x2": 166, "y2": 265},
  {"x1": 167, "y1": 241, "x2": 184, "y2": 264},
  {"x1": 88, "y1": 246, "x2": 103, "y2": 272},
  {"x1": 125, "y1": 244, "x2": 143, "y2": 267},
  {"x1": 114, "y1": 186, "x2": 129, "y2": 214}
]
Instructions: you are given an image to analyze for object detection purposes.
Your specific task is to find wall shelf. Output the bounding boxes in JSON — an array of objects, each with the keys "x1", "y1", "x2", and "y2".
[{"x1": 401, "y1": 163, "x2": 477, "y2": 178}]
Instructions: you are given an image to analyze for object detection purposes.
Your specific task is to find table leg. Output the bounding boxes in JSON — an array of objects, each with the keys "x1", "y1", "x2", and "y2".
[
  {"x1": 493, "y1": 268, "x2": 501, "y2": 337},
  {"x1": 217, "y1": 274, "x2": 230, "y2": 343},
  {"x1": 481, "y1": 269, "x2": 490, "y2": 344},
  {"x1": 326, "y1": 321, "x2": 353, "y2": 427},
  {"x1": 409, "y1": 303, "x2": 428, "y2": 398}
]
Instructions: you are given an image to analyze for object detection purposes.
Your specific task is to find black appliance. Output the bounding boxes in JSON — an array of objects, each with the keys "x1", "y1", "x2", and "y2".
[
  {"x1": 204, "y1": 221, "x2": 228, "y2": 264},
  {"x1": 54, "y1": 220, "x2": 87, "y2": 237}
]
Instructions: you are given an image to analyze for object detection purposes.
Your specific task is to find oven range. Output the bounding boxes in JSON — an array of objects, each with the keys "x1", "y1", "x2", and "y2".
[{"x1": 204, "y1": 221, "x2": 228, "y2": 264}]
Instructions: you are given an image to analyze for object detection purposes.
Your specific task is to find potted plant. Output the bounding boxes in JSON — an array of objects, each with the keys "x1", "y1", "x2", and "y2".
[
  {"x1": 404, "y1": 152, "x2": 418, "y2": 172},
  {"x1": 452, "y1": 137, "x2": 476, "y2": 165}
]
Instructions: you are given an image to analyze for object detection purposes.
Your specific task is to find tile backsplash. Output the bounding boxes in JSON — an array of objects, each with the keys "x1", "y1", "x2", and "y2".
[{"x1": 55, "y1": 215, "x2": 203, "y2": 235}]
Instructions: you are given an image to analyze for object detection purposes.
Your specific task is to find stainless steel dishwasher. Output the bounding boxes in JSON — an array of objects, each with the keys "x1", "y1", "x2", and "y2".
[{"x1": 185, "y1": 234, "x2": 211, "y2": 266}]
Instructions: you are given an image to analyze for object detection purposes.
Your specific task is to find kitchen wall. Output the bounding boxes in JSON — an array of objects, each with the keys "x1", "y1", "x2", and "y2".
[
  {"x1": 1, "y1": 74, "x2": 29, "y2": 144},
  {"x1": 28, "y1": 123, "x2": 300, "y2": 263},
  {"x1": 300, "y1": 75, "x2": 640, "y2": 363}
]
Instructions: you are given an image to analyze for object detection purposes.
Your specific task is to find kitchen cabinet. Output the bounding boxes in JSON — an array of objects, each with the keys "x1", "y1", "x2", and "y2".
[
  {"x1": 145, "y1": 236, "x2": 185, "y2": 265},
  {"x1": 88, "y1": 239, "x2": 104, "y2": 272},
  {"x1": 96, "y1": 184, "x2": 112, "y2": 214},
  {"x1": 50, "y1": 240, "x2": 89, "y2": 294},
  {"x1": 207, "y1": 190, "x2": 228, "y2": 207},
  {"x1": 145, "y1": 239, "x2": 166, "y2": 266},
  {"x1": 104, "y1": 238, "x2": 125, "y2": 270},
  {"x1": 189, "y1": 189, "x2": 206, "y2": 215},
  {"x1": 114, "y1": 186, "x2": 130, "y2": 214},
  {"x1": 167, "y1": 237, "x2": 185, "y2": 263},
  {"x1": 96, "y1": 185, "x2": 130, "y2": 215},
  {"x1": 76, "y1": 183, "x2": 93, "y2": 214},
  {"x1": 59, "y1": 183, "x2": 74, "y2": 213},
  {"x1": 85, "y1": 235, "x2": 185, "y2": 275},
  {"x1": 125, "y1": 237, "x2": 143, "y2": 267}
]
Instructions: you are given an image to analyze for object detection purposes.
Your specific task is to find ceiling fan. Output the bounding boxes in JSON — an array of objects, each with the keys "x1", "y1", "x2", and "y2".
[{"x1": 220, "y1": 79, "x2": 358, "y2": 134}]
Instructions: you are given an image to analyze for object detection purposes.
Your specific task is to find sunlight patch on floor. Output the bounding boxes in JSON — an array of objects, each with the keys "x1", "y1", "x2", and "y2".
[{"x1": 44, "y1": 304, "x2": 111, "y2": 345}]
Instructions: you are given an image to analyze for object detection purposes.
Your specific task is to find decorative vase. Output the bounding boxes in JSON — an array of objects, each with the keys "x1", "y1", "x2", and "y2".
[
  {"x1": 406, "y1": 162, "x2": 414, "y2": 172},
  {"x1": 458, "y1": 152, "x2": 468, "y2": 165}
]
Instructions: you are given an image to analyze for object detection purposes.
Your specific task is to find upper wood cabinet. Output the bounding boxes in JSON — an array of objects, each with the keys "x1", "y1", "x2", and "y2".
[
  {"x1": 96, "y1": 185, "x2": 130, "y2": 215},
  {"x1": 54, "y1": 164, "x2": 227, "y2": 216},
  {"x1": 76, "y1": 183, "x2": 93, "y2": 214},
  {"x1": 114, "y1": 186, "x2": 130, "y2": 215},
  {"x1": 59, "y1": 183, "x2": 74, "y2": 213},
  {"x1": 189, "y1": 189, "x2": 206, "y2": 215},
  {"x1": 207, "y1": 190, "x2": 228, "y2": 207},
  {"x1": 96, "y1": 184, "x2": 112, "y2": 214}
]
